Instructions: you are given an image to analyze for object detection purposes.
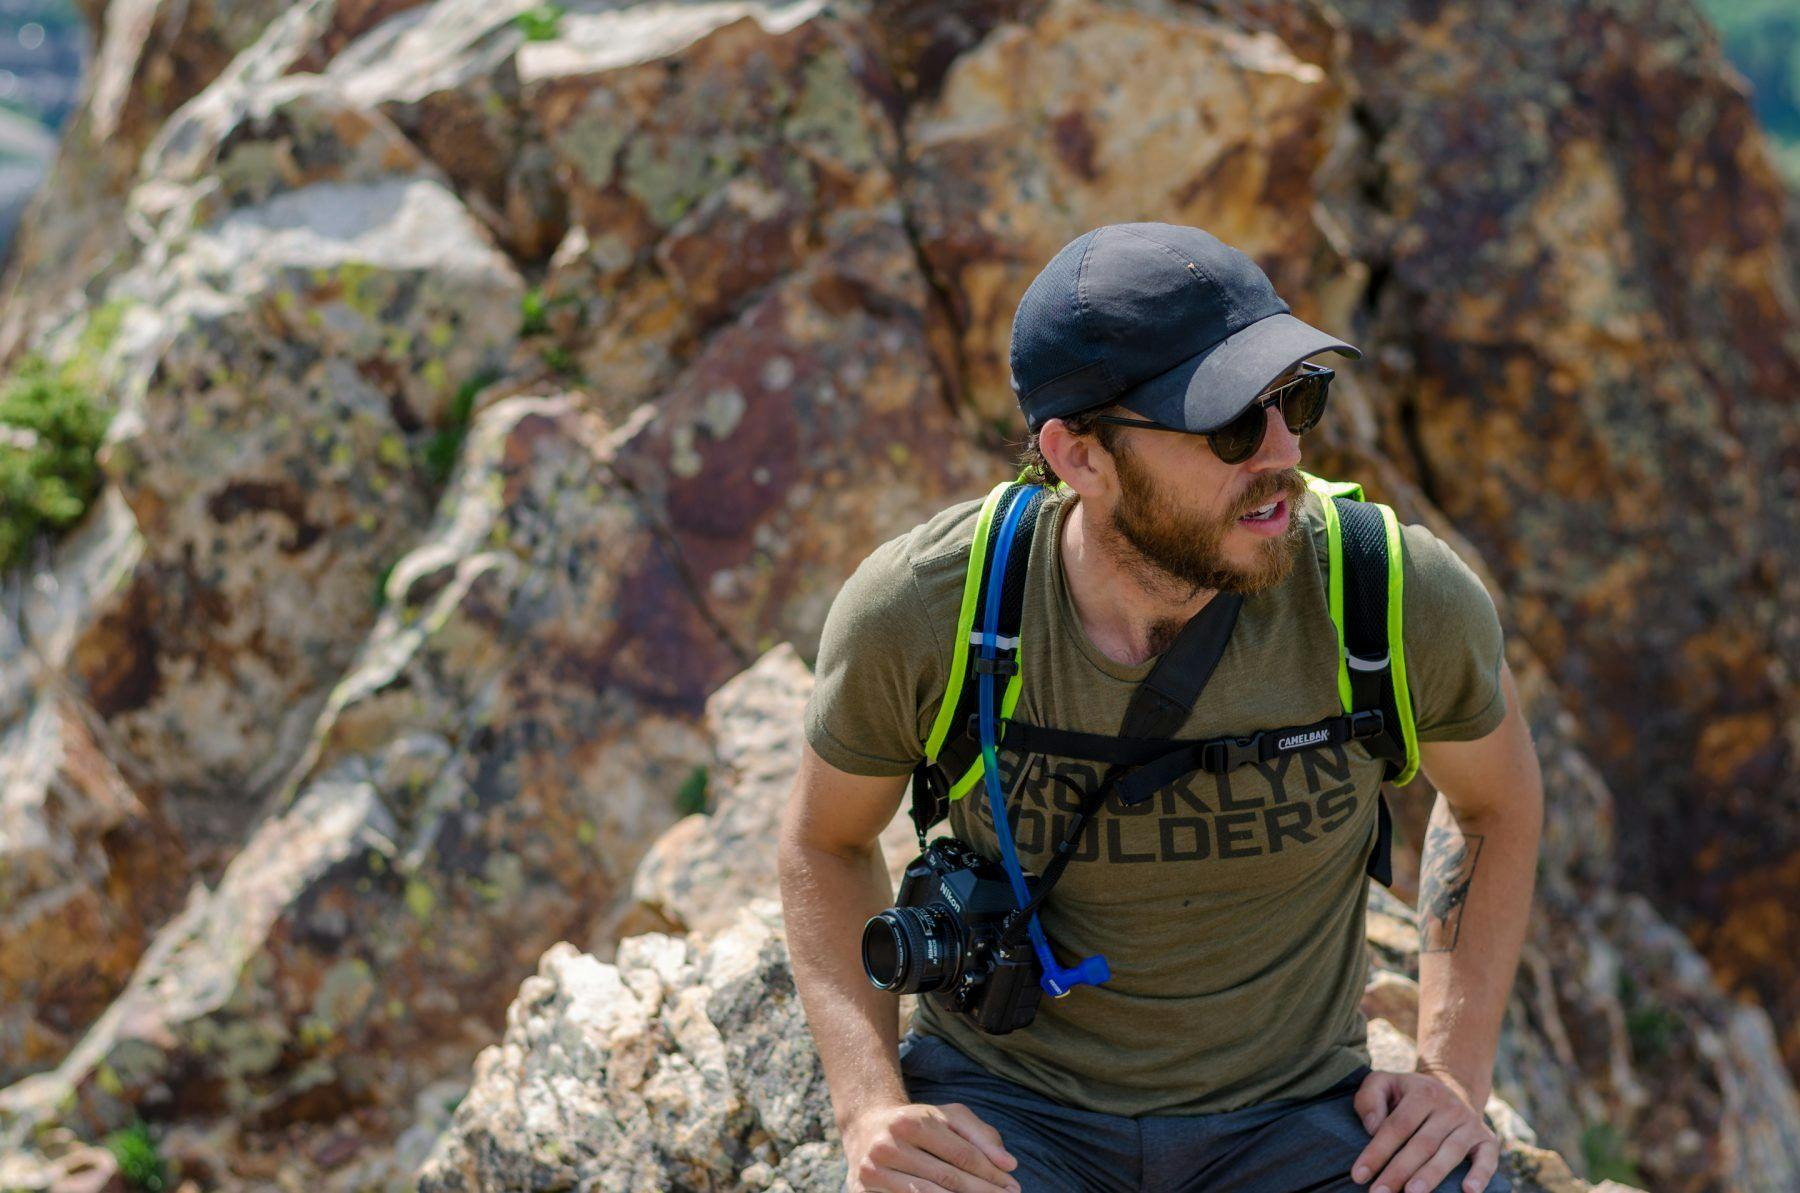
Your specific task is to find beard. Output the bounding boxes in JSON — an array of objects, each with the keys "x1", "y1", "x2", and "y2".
[{"x1": 1105, "y1": 443, "x2": 1308, "y2": 609}]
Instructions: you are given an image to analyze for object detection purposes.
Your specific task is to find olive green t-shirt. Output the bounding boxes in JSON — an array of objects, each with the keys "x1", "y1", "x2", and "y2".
[{"x1": 803, "y1": 484, "x2": 1507, "y2": 1116}]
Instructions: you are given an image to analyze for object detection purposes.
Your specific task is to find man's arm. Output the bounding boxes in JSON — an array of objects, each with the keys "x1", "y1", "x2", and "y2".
[
  {"x1": 777, "y1": 740, "x2": 1022, "y2": 1193},
  {"x1": 1410, "y1": 656, "x2": 1543, "y2": 1109},
  {"x1": 777, "y1": 741, "x2": 913, "y2": 1132}
]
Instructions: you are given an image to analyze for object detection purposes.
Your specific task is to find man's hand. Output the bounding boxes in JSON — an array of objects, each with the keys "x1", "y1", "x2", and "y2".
[
  {"x1": 843, "y1": 1101, "x2": 1022, "y2": 1193},
  {"x1": 1349, "y1": 1069, "x2": 1502, "y2": 1193}
]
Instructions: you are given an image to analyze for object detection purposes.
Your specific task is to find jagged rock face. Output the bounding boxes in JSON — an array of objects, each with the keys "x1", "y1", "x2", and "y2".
[
  {"x1": 70, "y1": 176, "x2": 522, "y2": 834},
  {"x1": 0, "y1": 0, "x2": 437, "y2": 362},
  {"x1": 1319, "y1": 0, "x2": 1800, "y2": 1068},
  {"x1": 418, "y1": 910, "x2": 837, "y2": 1191},
  {"x1": 0, "y1": 0, "x2": 1795, "y2": 1189},
  {"x1": 0, "y1": 692, "x2": 186, "y2": 1088},
  {"x1": 898, "y1": 0, "x2": 1367, "y2": 427},
  {"x1": 0, "y1": 394, "x2": 732, "y2": 1184},
  {"x1": 0, "y1": 3, "x2": 993, "y2": 1176},
  {"x1": 420, "y1": 895, "x2": 1637, "y2": 1193},
  {"x1": 622, "y1": 644, "x2": 921, "y2": 944}
]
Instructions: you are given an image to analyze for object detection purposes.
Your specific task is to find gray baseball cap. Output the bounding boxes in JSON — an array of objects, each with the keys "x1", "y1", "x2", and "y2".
[{"x1": 1010, "y1": 222, "x2": 1361, "y2": 434}]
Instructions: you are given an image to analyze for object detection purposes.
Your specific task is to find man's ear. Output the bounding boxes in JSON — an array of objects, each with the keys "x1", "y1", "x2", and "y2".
[{"x1": 1040, "y1": 416, "x2": 1114, "y2": 500}]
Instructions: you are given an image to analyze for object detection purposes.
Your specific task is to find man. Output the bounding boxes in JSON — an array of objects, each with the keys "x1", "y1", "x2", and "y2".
[{"x1": 778, "y1": 223, "x2": 1542, "y2": 1193}]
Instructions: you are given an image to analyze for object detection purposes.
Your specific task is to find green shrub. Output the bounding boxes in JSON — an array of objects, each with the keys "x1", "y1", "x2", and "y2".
[
  {"x1": 1616, "y1": 970, "x2": 1685, "y2": 1063},
  {"x1": 540, "y1": 344, "x2": 577, "y2": 377},
  {"x1": 520, "y1": 288, "x2": 550, "y2": 336},
  {"x1": 417, "y1": 371, "x2": 496, "y2": 488},
  {"x1": 103, "y1": 1119, "x2": 168, "y2": 1192},
  {"x1": 0, "y1": 352, "x2": 112, "y2": 574},
  {"x1": 676, "y1": 766, "x2": 710, "y2": 816},
  {"x1": 513, "y1": 3, "x2": 565, "y2": 42},
  {"x1": 1579, "y1": 1120, "x2": 1643, "y2": 1186}
]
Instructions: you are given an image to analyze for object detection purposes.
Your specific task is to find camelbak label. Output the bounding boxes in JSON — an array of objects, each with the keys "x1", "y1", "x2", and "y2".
[{"x1": 1277, "y1": 728, "x2": 1330, "y2": 750}]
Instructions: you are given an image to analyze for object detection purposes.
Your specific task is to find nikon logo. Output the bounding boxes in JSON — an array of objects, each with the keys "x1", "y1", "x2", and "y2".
[{"x1": 1278, "y1": 729, "x2": 1330, "y2": 750}]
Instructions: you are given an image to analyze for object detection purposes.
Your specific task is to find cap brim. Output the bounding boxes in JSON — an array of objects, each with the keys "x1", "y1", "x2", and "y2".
[{"x1": 1115, "y1": 312, "x2": 1361, "y2": 432}]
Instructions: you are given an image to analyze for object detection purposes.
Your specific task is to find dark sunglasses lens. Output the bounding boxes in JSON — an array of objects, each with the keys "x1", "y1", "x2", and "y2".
[
  {"x1": 1208, "y1": 402, "x2": 1266, "y2": 464},
  {"x1": 1281, "y1": 373, "x2": 1330, "y2": 434}
]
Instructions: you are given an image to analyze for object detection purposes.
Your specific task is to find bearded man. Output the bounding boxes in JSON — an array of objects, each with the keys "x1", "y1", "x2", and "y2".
[{"x1": 779, "y1": 223, "x2": 1542, "y2": 1193}]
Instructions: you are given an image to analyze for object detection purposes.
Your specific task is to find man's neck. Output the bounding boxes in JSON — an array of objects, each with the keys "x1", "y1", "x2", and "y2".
[{"x1": 1058, "y1": 496, "x2": 1217, "y2": 667}]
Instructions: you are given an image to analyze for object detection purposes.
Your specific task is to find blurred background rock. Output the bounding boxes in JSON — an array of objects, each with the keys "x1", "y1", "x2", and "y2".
[{"x1": 0, "y1": 1, "x2": 1795, "y2": 1190}]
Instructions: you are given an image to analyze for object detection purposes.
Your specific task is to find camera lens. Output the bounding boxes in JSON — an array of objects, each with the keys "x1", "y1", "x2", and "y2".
[{"x1": 861, "y1": 904, "x2": 961, "y2": 994}]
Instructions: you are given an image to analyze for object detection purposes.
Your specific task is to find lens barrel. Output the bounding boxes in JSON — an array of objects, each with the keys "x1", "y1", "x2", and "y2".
[{"x1": 861, "y1": 904, "x2": 962, "y2": 994}]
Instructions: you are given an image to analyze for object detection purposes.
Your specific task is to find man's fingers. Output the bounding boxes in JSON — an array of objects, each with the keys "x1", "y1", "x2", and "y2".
[
  {"x1": 882, "y1": 1105, "x2": 1019, "y2": 1193},
  {"x1": 1370, "y1": 1112, "x2": 1456, "y2": 1193},
  {"x1": 853, "y1": 1138, "x2": 957, "y2": 1193},
  {"x1": 1395, "y1": 1122, "x2": 1489, "y2": 1193},
  {"x1": 860, "y1": 1129, "x2": 1015, "y2": 1193},
  {"x1": 1460, "y1": 1136, "x2": 1503, "y2": 1193},
  {"x1": 1352, "y1": 1090, "x2": 1433, "y2": 1185},
  {"x1": 940, "y1": 1103, "x2": 1021, "y2": 1180},
  {"x1": 1354, "y1": 1072, "x2": 1399, "y2": 1134}
]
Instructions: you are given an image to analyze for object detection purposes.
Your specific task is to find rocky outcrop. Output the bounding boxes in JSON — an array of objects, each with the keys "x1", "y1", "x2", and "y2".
[
  {"x1": 418, "y1": 907, "x2": 834, "y2": 1192},
  {"x1": 0, "y1": 690, "x2": 185, "y2": 1088},
  {"x1": 1, "y1": 0, "x2": 1797, "y2": 1188},
  {"x1": 425, "y1": 898, "x2": 1646, "y2": 1193},
  {"x1": 438, "y1": 645, "x2": 1800, "y2": 1193},
  {"x1": 1323, "y1": 0, "x2": 1800, "y2": 1074},
  {"x1": 405, "y1": 646, "x2": 1663, "y2": 1192},
  {"x1": 622, "y1": 642, "x2": 923, "y2": 945}
]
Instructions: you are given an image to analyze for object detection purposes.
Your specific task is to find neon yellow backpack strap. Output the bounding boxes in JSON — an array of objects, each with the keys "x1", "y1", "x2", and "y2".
[
  {"x1": 1300, "y1": 470, "x2": 1419, "y2": 785},
  {"x1": 922, "y1": 482, "x2": 1030, "y2": 803},
  {"x1": 922, "y1": 480, "x2": 1011, "y2": 760}
]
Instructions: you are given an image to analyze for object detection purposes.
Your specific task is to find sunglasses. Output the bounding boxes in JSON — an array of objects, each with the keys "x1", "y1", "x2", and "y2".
[{"x1": 1089, "y1": 362, "x2": 1334, "y2": 465}]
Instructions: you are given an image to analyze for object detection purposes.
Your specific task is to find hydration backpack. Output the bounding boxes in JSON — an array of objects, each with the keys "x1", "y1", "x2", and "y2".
[{"x1": 904, "y1": 469, "x2": 1419, "y2": 891}]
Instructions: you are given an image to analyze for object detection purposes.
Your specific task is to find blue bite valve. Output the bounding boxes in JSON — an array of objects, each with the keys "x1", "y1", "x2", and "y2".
[{"x1": 1043, "y1": 953, "x2": 1111, "y2": 998}]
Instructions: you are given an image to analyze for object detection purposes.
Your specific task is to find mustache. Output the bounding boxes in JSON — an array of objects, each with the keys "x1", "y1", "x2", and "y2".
[{"x1": 1235, "y1": 470, "x2": 1306, "y2": 518}]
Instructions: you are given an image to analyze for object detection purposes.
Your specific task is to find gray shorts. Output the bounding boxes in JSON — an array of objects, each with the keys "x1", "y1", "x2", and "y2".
[{"x1": 898, "y1": 1029, "x2": 1514, "y2": 1193}]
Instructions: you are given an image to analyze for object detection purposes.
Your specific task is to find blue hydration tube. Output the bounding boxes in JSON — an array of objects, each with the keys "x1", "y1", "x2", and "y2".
[{"x1": 976, "y1": 488, "x2": 1110, "y2": 999}]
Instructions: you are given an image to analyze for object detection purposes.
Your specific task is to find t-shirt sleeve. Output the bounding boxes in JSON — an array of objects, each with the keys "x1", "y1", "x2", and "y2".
[
  {"x1": 1398, "y1": 522, "x2": 1508, "y2": 743},
  {"x1": 803, "y1": 536, "x2": 948, "y2": 777}
]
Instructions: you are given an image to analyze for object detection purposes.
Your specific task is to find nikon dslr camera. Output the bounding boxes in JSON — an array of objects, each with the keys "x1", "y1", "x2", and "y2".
[{"x1": 860, "y1": 836, "x2": 1044, "y2": 1035}]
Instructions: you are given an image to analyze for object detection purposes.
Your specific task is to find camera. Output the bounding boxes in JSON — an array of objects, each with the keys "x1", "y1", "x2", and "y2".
[{"x1": 860, "y1": 836, "x2": 1045, "y2": 1035}]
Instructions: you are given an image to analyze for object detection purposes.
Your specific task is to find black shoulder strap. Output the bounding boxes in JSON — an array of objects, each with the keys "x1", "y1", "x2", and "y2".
[
  {"x1": 1120, "y1": 593, "x2": 1244, "y2": 739},
  {"x1": 1332, "y1": 497, "x2": 1407, "y2": 778},
  {"x1": 1332, "y1": 495, "x2": 1402, "y2": 888},
  {"x1": 987, "y1": 592, "x2": 1244, "y2": 950}
]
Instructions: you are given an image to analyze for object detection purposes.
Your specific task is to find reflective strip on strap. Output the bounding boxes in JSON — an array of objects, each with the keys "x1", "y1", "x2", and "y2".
[
  {"x1": 1347, "y1": 652, "x2": 1390, "y2": 672},
  {"x1": 969, "y1": 632, "x2": 1019, "y2": 649}
]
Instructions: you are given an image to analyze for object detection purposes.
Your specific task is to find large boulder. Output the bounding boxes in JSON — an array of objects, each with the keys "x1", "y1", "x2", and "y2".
[
  {"x1": 1, "y1": 0, "x2": 1797, "y2": 1187},
  {"x1": 511, "y1": 643, "x2": 1800, "y2": 1193},
  {"x1": 417, "y1": 898, "x2": 1635, "y2": 1193},
  {"x1": 622, "y1": 642, "x2": 930, "y2": 944},
  {"x1": 0, "y1": 393, "x2": 722, "y2": 1185},
  {"x1": 1324, "y1": 0, "x2": 1800, "y2": 1069},
  {"x1": 0, "y1": 690, "x2": 185, "y2": 1088},
  {"x1": 65, "y1": 173, "x2": 523, "y2": 868}
]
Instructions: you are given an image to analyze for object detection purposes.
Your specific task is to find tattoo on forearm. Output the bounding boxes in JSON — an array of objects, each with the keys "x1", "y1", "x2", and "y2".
[{"x1": 1418, "y1": 824, "x2": 1484, "y2": 953}]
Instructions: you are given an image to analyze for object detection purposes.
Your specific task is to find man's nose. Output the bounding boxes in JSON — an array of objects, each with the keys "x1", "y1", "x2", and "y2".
[{"x1": 1247, "y1": 401, "x2": 1302, "y2": 471}]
